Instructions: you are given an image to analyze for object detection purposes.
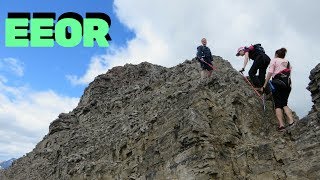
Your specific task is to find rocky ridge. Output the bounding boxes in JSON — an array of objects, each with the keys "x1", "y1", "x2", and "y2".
[
  {"x1": 307, "y1": 63, "x2": 320, "y2": 114},
  {"x1": 0, "y1": 158, "x2": 16, "y2": 170},
  {"x1": 1, "y1": 58, "x2": 319, "y2": 180}
]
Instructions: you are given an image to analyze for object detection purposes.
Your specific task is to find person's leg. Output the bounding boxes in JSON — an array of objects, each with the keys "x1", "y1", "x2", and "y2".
[
  {"x1": 205, "y1": 70, "x2": 209, "y2": 78},
  {"x1": 258, "y1": 56, "x2": 271, "y2": 89},
  {"x1": 200, "y1": 62, "x2": 205, "y2": 79},
  {"x1": 258, "y1": 66, "x2": 267, "y2": 88},
  {"x1": 272, "y1": 85, "x2": 285, "y2": 129},
  {"x1": 207, "y1": 70, "x2": 213, "y2": 77},
  {"x1": 201, "y1": 70, "x2": 206, "y2": 79},
  {"x1": 249, "y1": 59, "x2": 263, "y2": 87},
  {"x1": 282, "y1": 87, "x2": 293, "y2": 124},
  {"x1": 275, "y1": 108, "x2": 285, "y2": 127},
  {"x1": 204, "y1": 59, "x2": 213, "y2": 78},
  {"x1": 283, "y1": 106, "x2": 294, "y2": 124}
]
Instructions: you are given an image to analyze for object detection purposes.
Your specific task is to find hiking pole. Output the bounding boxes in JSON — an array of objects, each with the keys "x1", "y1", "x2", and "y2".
[
  {"x1": 199, "y1": 58, "x2": 217, "y2": 70},
  {"x1": 262, "y1": 94, "x2": 266, "y2": 112},
  {"x1": 268, "y1": 81, "x2": 276, "y2": 110},
  {"x1": 240, "y1": 73, "x2": 262, "y2": 99},
  {"x1": 240, "y1": 73, "x2": 266, "y2": 111}
]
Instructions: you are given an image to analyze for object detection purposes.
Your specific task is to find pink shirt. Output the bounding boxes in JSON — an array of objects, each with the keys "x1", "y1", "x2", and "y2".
[{"x1": 268, "y1": 58, "x2": 291, "y2": 77}]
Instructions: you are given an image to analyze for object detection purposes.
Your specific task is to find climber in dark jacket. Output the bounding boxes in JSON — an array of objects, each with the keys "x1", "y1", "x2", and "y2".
[
  {"x1": 236, "y1": 45, "x2": 271, "y2": 88},
  {"x1": 196, "y1": 38, "x2": 213, "y2": 78}
]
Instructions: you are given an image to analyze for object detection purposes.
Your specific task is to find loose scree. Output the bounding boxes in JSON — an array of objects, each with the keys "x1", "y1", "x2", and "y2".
[{"x1": 5, "y1": 12, "x2": 112, "y2": 47}]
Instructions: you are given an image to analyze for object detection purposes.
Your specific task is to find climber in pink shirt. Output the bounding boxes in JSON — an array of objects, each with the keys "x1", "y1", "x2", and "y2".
[{"x1": 261, "y1": 48, "x2": 294, "y2": 131}]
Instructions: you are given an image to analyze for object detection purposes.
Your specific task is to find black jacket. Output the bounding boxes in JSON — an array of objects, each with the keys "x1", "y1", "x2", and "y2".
[{"x1": 197, "y1": 45, "x2": 213, "y2": 61}]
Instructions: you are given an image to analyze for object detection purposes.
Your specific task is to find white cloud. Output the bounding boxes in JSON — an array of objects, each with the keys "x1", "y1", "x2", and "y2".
[
  {"x1": 0, "y1": 80, "x2": 79, "y2": 161},
  {"x1": 0, "y1": 58, "x2": 24, "y2": 77},
  {"x1": 66, "y1": 55, "x2": 109, "y2": 86},
  {"x1": 69, "y1": 0, "x2": 320, "y2": 118},
  {"x1": 0, "y1": 56, "x2": 79, "y2": 160}
]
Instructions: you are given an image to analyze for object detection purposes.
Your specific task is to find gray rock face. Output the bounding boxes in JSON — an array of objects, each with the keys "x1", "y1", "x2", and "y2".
[
  {"x1": 307, "y1": 63, "x2": 320, "y2": 113},
  {"x1": 289, "y1": 63, "x2": 320, "y2": 179},
  {"x1": 1, "y1": 58, "x2": 319, "y2": 180}
]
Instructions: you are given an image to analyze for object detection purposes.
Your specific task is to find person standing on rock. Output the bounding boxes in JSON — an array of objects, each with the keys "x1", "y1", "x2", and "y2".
[
  {"x1": 236, "y1": 44, "x2": 271, "y2": 88},
  {"x1": 261, "y1": 48, "x2": 294, "y2": 131},
  {"x1": 196, "y1": 38, "x2": 214, "y2": 78}
]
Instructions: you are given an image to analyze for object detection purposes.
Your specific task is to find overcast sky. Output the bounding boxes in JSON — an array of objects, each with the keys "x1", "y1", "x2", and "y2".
[{"x1": 1, "y1": 0, "x2": 319, "y2": 161}]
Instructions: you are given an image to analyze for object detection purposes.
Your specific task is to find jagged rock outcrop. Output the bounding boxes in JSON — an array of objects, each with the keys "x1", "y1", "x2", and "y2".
[
  {"x1": 307, "y1": 63, "x2": 320, "y2": 114},
  {"x1": 285, "y1": 63, "x2": 320, "y2": 179},
  {"x1": 0, "y1": 58, "x2": 319, "y2": 180}
]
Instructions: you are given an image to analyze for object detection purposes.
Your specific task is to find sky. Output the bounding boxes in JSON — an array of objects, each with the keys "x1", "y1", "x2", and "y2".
[{"x1": 0, "y1": 0, "x2": 319, "y2": 161}]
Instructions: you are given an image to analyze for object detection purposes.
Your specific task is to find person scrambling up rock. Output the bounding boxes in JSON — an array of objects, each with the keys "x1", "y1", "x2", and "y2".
[
  {"x1": 236, "y1": 44, "x2": 271, "y2": 88},
  {"x1": 261, "y1": 48, "x2": 295, "y2": 131}
]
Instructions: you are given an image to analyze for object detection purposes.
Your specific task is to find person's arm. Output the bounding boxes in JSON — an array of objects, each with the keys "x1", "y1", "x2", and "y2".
[
  {"x1": 208, "y1": 48, "x2": 213, "y2": 61},
  {"x1": 209, "y1": 50, "x2": 213, "y2": 62},
  {"x1": 196, "y1": 46, "x2": 203, "y2": 61},
  {"x1": 240, "y1": 52, "x2": 249, "y2": 72},
  {"x1": 262, "y1": 72, "x2": 272, "y2": 89},
  {"x1": 243, "y1": 52, "x2": 249, "y2": 69},
  {"x1": 261, "y1": 59, "x2": 275, "y2": 91},
  {"x1": 196, "y1": 46, "x2": 201, "y2": 59}
]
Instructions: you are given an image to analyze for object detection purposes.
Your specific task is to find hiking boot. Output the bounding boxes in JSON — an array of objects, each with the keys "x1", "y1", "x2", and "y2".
[
  {"x1": 287, "y1": 121, "x2": 295, "y2": 128},
  {"x1": 278, "y1": 126, "x2": 285, "y2": 132}
]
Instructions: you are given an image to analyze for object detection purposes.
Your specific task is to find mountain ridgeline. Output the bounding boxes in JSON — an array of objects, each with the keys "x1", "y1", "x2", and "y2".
[
  {"x1": 0, "y1": 159, "x2": 16, "y2": 170},
  {"x1": 1, "y1": 57, "x2": 319, "y2": 179}
]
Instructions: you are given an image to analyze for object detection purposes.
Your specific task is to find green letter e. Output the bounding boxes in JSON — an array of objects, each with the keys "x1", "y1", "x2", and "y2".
[{"x1": 6, "y1": 18, "x2": 29, "y2": 47}]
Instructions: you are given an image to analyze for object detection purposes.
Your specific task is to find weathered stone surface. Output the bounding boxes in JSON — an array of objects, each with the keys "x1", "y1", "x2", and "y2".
[
  {"x1": 307, "y1": 63, "x2": 320, "y2": 113},
  {"x1": 1, "y1": 58, "x2": 319, "y2": 180},
  {"x1": 283, "y1": 63, "x2": 320, "y2": 180}
]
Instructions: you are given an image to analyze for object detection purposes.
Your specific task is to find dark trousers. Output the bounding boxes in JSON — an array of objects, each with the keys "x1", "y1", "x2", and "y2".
[
  {"x1": 272, "y1": 85, "x2": 291, "y2": 109},
  {"x1": 249, "y1": 54, "x2": 270, "y2": 88},
  {"x1": 199, "y1": 58, "x2": 213, "y2": 71}
]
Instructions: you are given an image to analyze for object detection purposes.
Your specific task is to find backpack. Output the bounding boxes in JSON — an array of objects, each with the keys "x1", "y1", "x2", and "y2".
[
  {"x1": 197, "y1": 46, "x2": 213, "y2": 62},
  {"x1": 253, "y1": 44, "x2": 265, "y2": 54},
  {"x1": 197, "y1": 46, "x2": 205, "y2": 58},
  {"x1": 271, "y1": 61, "x2": 291, "y2": 89}
]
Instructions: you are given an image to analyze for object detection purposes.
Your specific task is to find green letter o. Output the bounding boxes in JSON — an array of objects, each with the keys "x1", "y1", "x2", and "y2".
[{"x1": 55, "y1": 18, "x2": 82, "y2": 47}]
